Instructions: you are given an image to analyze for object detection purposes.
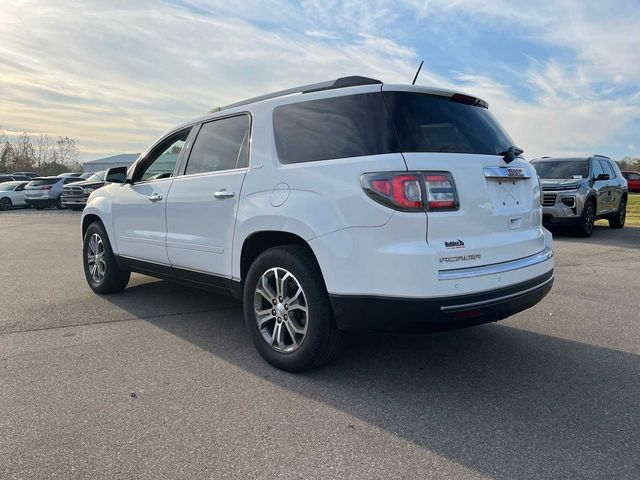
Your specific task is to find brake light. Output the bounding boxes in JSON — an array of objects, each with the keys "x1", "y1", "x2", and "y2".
[
  {"x1": 40, "y1": 185, "x2": 52, "y2": 190},
  {"x1": 361, "y1": 171, "x2": 458, "y2": 212}
]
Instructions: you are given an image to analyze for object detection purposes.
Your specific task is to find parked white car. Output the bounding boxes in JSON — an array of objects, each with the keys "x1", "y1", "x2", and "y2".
[
  {"x1": 82, "y1": 75, "x2": 554, "y2": 371},
  {"x1": 0, "y1": 181, "x2": 29, "y2": 210}
]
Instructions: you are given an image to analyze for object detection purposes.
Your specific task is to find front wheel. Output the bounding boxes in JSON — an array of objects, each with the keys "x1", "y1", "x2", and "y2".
[
  {"x1": 576, "y1": 201, "x2": 596, "y2": 237},
  {"x1": 0, "y1": 197, "x2": 12, "y2": 211},
  {"x1": 83, "y1": 222, "x2": 130, "y2": 294},
  {"x1": 609, "y1": 197, "x2": 626, "y2": 229},
  {"x1": 56, "y1": 196, "x2": 67, "y2": 210},
  {"x1": 243, "y1": 245, "x2": 342, "y2": 372}
]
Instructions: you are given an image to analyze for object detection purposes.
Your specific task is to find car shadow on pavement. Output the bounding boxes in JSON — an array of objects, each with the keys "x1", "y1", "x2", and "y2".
[{"x1": 103, "y1": 280, "x2": 640, "y2": 479}]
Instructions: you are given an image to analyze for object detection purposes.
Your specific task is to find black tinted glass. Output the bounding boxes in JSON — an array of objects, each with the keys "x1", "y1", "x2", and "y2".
[
  {"x1": 186, "y1": 115, "x2": 250, "y2": 175},
  {"x1": 28, "y1": 178, "x2": 59, "y2": 186},
  {"x1": 384, "y1": 92, "x2": 514, "y2": 155},
  {"x1": 601, "y1": 160, "x2": 615, "y2": 178},
  {"x1": 273, "y1": 93, "x2": 399, "y2": 163},
  {"x1": 532, "y1": 160, "x2": 590, "y2": 179}
]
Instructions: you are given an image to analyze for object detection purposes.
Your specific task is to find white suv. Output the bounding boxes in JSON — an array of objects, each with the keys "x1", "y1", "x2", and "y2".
[{"x1": 81, "y1": 76, "x2": 554, "y2": 371}]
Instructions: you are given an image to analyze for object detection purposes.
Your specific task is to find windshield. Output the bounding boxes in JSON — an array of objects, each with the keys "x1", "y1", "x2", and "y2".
[
  {"x1": 0, "y1": 182, "x2": 18, "y2": 191},
  {"x1": 532, "y1": 160, "x2": 589, "y2": 179},
  {"x1": 383, "y1": 91, "x2": 515, "y2": 155},
  {"x1": 84, "y1": 171, "x2": 105, "y2": 183}
]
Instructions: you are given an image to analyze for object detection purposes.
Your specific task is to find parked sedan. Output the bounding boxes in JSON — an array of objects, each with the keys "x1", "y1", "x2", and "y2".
[
  {"x1": 622, "y1": 171, "x2": 640, "y2": 193},
  {"x1": 0, "y1": 181, "x2": 29, "y2": 210},
  {"x1": 12, "y1": 171, "x2": 40, "y2": 179},
  {"x1": 61, "y1": 170, "x2": 112, "y2": 210},
  {"x1": 0, "y1": 174, "x2": 25, "y2": 183},
  {"x1": 24, "y1": 176, "x2": 83, "y2": 209}
]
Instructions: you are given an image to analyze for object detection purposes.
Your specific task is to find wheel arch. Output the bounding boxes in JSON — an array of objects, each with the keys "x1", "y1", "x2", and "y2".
[
  {"x1": 82, "y1": 213, "x2": 104, "y2": 238},
  {"x1": 239, "y1": 231, "x2": 322, "y2": 286}
]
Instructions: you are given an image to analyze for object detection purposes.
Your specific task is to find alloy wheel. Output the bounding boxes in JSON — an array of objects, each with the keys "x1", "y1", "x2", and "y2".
[
  {"x1": 87, "y1": 233, "x2": 106, "y2": 283},
  {"x1": 254, "y1": 267, "x2": 308, "y2": 353},
  {"x1": 0, "y1": 198, "x2": 10, "y2": 210},
  {"x1": 585, "y1": 204, "x2": 595, "y2": 235}
]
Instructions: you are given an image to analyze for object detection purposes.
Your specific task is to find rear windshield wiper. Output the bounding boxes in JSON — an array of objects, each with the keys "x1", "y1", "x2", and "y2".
[{"x1": 499, "y1": 146, "x2": 524, "y2": 164}]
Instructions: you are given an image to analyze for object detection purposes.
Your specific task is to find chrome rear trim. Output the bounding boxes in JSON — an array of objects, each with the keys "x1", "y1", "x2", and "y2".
[{"x1": 438, "y1": 247, "x2": 553, "y2": 281}]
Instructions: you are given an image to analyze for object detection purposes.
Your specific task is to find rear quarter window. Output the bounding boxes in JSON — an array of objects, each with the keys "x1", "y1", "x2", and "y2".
[{"x1": 273, "y1": 92, "x2": 399, "y2": 163}]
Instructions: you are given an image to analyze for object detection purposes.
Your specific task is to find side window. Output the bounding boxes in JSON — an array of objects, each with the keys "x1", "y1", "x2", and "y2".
[
  {"x1": 135, "y1": 128, "x2": 191, "y2": 182},
  {"x1": 629, "y1": 173, "x2": 640, "y2": 180},
  {"x1": 603, "y1": 161, "x2": 615, "y2": 178},
  {"x1": 185, "y1": 115, "x2": 250, "y2": 175},
  {"x1": 15, "y1": 183, "x2": 26, "y2": 191},
  {"x1": 273, "y1": 93, "x2": 399, "y2": 163},
  {"x1": 592, "y1": 160, "x2": 605, "y2": 178}
]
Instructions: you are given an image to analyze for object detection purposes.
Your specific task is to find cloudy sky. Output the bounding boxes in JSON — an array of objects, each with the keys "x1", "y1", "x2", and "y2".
[{"x1": 1, "y1": 0, "x2": 639, "y2": 161}]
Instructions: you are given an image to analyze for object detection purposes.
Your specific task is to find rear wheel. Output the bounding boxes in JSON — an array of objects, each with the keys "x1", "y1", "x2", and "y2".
[
  {"x1": 0, "y1": 197, "x2": 11, "y2": 210},
  {"x1": 576, "y1": 200, "x2": 596, "y2": 237},
  {"x1": 56, "y1": 196, "x2": 67, "y2": 210},
  {"x1": 243, "y1": 245, "x2": 342, "y2": 372},
  {"x1": 609, "y1": 197, "x2": 626, "y2": 229},
  {"x1": 83, "y1": 222, "x2": 130, "y2": 294}
]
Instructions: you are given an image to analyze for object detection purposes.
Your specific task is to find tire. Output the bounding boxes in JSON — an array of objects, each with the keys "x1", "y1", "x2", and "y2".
[
  {"x1": 82, "y1": 221, "x2": 130, "y2": 294},
  {"x1": 56, "y1": 196, "x2": 67, "y2": 210},
  {"x1": 243, "y1": 245, "x2": 342, "y2": 372},
  {"x1": 34, "y1": 205, "x2": 45, "y2": 210},
  {"x1": 0, "y1": 197, "x2": 11, "y2": 211},
  {"x1": 609, "y1": 196, "x2": 626, "y2": 229},
  {"x1": 576, "y1": 200, "x2": 596, "y2": 237}
]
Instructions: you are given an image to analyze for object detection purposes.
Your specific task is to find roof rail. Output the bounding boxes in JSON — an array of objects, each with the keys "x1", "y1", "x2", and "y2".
[
  {"x1": 592, "y1": 154, "x2": 610, "y2": 159},
  {"x1": 208, "y1": 76, "x2": 382, "y2": 113}
]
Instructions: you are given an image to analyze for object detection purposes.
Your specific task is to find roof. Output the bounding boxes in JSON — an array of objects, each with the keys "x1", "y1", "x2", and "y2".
[
  {"x1": 207, "y1": 75, "x2": 487, "y2": 114},
  {"x1": 84, "y1": 153, "x2": 140, "y2": 165}
]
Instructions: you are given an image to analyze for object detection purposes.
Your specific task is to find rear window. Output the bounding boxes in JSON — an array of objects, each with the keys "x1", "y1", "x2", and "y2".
[
  {"x1": 532, "y1": 160, "x2": 590, "y2": 179},
  {"x1": 383, "y1": 92, "x2": 514, "y2": 155},
  {"x1": 28, "y1": 178, "x2": 60, "y2": 187},
  {"x1": 273, "y1": 93, "x2": 399, "y2": 163}
]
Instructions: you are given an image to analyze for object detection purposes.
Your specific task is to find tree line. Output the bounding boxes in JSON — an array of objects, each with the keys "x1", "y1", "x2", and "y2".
[
  {"x1": 616, "y1": 156, "x2": 640, "y2": 171},
  {"x1": 0, "y1": 128, "x2": 83, "y2": 176}
]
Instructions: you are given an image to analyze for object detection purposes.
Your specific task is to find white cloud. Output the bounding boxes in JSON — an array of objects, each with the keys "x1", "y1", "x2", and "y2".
[{"x1": 0, "y1": 0, "x2": 638, "y2": 161}]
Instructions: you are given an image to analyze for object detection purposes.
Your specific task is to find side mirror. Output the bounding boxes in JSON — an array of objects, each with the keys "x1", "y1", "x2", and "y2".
[
  {"x1": 105, "y1": 166, "x2": 128, "y2": 184},
  {"x1": 596, "y1": 173, "x2": 610, "y2": 181}
]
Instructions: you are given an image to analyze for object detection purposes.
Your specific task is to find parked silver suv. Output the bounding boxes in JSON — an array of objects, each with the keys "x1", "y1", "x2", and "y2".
[
  {"x1": 531, "y1": 156, "x2": 627, "y2": 237},
  {"x1": 24, "y1": 176, "x2": 83, "y2": 209}
]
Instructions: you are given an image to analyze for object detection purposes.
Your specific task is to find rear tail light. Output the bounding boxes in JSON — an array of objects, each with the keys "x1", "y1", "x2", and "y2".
[
  {"x1": 40, "y1": 185, "x2": 52, "y2": 190},
  {"x1": 361, "y1": 171, "x2": 458, "y2": 212},
  {"x1": 424, "y1": 174, "x2": 457, "y2": 210}
]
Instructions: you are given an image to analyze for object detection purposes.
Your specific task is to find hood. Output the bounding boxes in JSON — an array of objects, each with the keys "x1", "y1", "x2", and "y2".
[{"x1": 68, "y1": 179, "x2": 106, "y2": 188}]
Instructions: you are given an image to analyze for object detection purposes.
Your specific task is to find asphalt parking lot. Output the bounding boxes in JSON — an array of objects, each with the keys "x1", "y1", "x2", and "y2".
[{"x1": 1, "y1": 210, "x2": 639, "y2": 479}]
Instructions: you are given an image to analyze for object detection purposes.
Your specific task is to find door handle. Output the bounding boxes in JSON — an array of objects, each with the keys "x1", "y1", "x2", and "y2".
[
  {"x1": 148, "y1": 193, "x2": 163, "y2": 202},
  {"x1": 214, "y1": 189, "x2": 235, "y2": 199}
]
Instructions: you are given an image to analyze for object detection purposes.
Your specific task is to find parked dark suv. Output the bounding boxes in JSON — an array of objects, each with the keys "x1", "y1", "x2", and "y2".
[
  {"x1": 61, "y1": 170, "x2": 116, "y2": 210},
  {"x1": 531, "y1": 155, "x2": 628, "y2": 237}
]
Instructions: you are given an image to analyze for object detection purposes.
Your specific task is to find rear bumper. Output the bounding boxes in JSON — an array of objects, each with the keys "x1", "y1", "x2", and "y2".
[
  {"x1": 25, "y1": 198, "x2": 57, "y2": 206},
  {"x1": 330, "y1": 270, "x2": 553, "y2": 332}
]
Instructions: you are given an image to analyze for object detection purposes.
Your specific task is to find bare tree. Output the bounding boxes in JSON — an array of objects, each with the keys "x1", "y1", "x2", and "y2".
[
  {"x1": 11, "y1": 132, "x2": 36, "y2": 171},
  {"x1": 52, "y1": 136, "x2": 82, "y2": 171},
  {"x1": 34, "y1": 134, "x2": 54, "y2": 171}
]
